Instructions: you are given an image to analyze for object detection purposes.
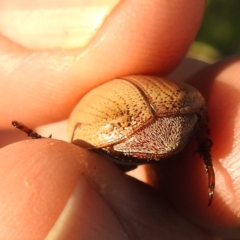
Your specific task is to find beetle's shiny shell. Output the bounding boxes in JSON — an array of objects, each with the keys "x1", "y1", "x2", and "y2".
[{"x1": 68, "y1": 75, "x2": 206, "y2": 160}]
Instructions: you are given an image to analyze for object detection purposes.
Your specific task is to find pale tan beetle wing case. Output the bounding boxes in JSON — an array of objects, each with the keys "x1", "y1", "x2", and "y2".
[
  {"x1": 68, "y1": 75, "x2": 206, "y2": 148},
  {"x1": 12, "y1": 75, "x2": 214, "y2": 206}
]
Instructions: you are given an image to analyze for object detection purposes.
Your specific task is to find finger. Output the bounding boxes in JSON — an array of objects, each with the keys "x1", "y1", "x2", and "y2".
[
  {"x1": 146, "y1": 56, "x2": 240, "y2": 238},
  {"x1": 0, "y1": 139, "x2": 212, "y2": 239},
  {"x1": 0, "y1": 0, "x2": 205, "y2": 128}
]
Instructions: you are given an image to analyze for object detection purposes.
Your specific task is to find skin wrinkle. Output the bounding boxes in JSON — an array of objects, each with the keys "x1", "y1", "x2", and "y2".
[
  {"x1": 67, "y1": 162, "x2": 133, "y2": 239},
  {"x1": 82, "y1": 162, "x2": 158, "y2": 239}
]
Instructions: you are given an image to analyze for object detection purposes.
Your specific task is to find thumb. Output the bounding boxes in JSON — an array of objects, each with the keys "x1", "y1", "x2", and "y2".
[{"x1": 0, "y1": 139, "x2": 211, "y2": 239}]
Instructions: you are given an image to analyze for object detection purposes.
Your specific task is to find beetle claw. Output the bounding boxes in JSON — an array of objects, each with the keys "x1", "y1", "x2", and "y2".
[{"x1": 206, "y1": 165, "x2": 215, "y2": 206}]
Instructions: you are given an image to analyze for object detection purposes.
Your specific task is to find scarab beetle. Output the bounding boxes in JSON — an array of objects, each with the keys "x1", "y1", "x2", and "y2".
[{"x1": 12, "y1": 75, "x2": 215, "y2": 205}]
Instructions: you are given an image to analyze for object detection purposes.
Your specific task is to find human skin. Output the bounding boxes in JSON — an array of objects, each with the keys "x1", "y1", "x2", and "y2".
[{"x1": 0, "y1": 0, "x2": 240, "y2": 239}]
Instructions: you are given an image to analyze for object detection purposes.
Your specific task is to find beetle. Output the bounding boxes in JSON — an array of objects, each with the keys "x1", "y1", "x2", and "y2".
[{"x1": 12, "y1": 75, "x2": 215, "y2": 205}]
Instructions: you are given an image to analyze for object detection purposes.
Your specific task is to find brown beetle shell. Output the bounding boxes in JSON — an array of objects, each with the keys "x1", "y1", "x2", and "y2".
[
  {"x1": 68, "y1": 75, "x2": 206, "y2": 161},
  {"x1": 11, "y1": 75, "x2": 214, "y2": 205}
]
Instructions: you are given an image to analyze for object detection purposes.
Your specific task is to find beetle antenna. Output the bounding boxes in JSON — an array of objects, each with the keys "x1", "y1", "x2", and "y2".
[{"x1": 12, "y1": 121, "x2": 51, "y2": 139}]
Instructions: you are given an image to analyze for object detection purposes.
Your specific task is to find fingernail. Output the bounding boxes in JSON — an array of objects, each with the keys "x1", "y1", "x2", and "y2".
[
  {"x1": 0, "y1": 0, "x2": 120, "y2": 50},
  {"x1": 45, "y1": 176, "x2": 127, "y2": 240}
]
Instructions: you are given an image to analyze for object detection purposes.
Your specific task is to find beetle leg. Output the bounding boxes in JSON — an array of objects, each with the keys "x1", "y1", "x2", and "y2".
[
  {"x1": 195, "y1": 109, "x2": 215, "y2": 206},
  {"x1": 12, "y1": 121, "x2": 51, "y2": 139},
  {"x1": 197, "y1": 138, "x2": 215, "y2": 206}
]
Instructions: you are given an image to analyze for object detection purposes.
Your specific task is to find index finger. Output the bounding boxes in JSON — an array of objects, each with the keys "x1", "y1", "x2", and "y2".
[{"x1": 0, "y1": 0, "x2": 205, "y2": 128}]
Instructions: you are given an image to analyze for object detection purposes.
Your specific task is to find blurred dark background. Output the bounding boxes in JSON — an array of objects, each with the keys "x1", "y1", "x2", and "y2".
[{"x1": 188, "y1": 0, "x2": 240, "y2": 62}]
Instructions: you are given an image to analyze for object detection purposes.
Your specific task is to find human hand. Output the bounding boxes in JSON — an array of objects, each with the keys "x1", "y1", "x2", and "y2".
[{"x1": 0, "y1": 0, "x2": 240, "y2": 239}]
